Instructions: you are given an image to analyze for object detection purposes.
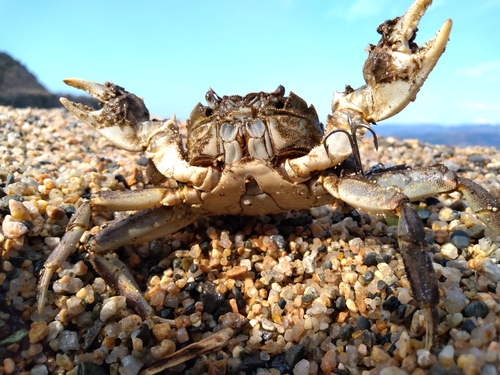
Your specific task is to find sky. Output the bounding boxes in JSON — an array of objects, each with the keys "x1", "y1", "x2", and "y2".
[{"x1": 1, "y1": 0, "x2": 499, "y2": 126}]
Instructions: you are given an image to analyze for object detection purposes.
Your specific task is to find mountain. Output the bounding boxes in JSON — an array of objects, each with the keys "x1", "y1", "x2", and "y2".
[
  {"x1": 375, "y1": 124, "x2": 500, "y2": 148},
  {"x1": 0, "y1": 52, "x2": 98, "y2": 109}
]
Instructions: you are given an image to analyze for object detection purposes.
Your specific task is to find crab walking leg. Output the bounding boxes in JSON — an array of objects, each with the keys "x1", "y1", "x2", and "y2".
[
  {"x1": 37, "y1": 201, "x2": 91, "y2": 314},
  {"x1": 371, "y1": 165, "x2": 500, "y2": 234},
  {"x1": 91, "y1": 187, "x2": 203, "y2": 212},
  {"x1": 89, "y1": 253, "x2": 155, "y2": 319},
  {"x1": 87, "y1": 205, "x2": 202, "y2": 253},
  {"x1": 322, "y1": 175, "x2": 439, "y2": 348}
]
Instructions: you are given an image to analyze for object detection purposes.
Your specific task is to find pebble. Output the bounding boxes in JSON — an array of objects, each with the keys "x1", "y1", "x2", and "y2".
[
  {"x1": 58, "y1": 330, "x2": 79, "y2": 351},
  {"x1": 463, "y1": 301, "x2": 489, "y2": 318},
  {"x1": 450, "y1": 230, "x2": 470, "y2": 249},
  {"x1": 4, "y1": 106, "x2": 500, "y2": 373},
  {"x1": 120, "y1": 355, "x2": 144, "y2": 375},
  {"x1": 445, "y1": 289, "x2": 469, "y2": 313},
  {"x1": 440, "y1": 243, "x2": 459, "y2": 259}
]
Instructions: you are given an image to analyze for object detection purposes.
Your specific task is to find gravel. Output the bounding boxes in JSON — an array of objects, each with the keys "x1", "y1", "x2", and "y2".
[{"x1": 1, "y1": 106, "x2": 500, "y2": 374}]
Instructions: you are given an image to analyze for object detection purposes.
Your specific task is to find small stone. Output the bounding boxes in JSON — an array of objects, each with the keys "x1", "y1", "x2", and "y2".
[
  {"x1": 484, "y1": 260, "x2": 500, "y2": 283},
  {"x1": 2, "y1": 215, "x2": 28, "y2": 238},
  {"x1": 226, "y1": 265, "x2": 248, "y2": 279},
  {"x1": 337, "y1": 325, "x2": 354, "y2": 341},
  {"x1": 120, "y1": 354, "x2": 144, "y2": 375},
  {"x1": 438, "y1": 344, "x2": 455, "y2": 367},
  {"x1": 417, "y1": 349, "x2": 437, "y2": 368},
  {"x1": 445, "y1": 289, "x2": 468, "y2": 313},
  {"x1": 293, "y1": 359, "x2": 310, "y2": 375},
  {"x1": 466, "y1": 224, "x2": 485, "y2": 239},
  {"x1": 357, "y1": 316, "x2": 371, "y2": 330},
  {"x1": 364, "y1": 252, "x2": 378, "y2": 267},
  {"x1": 382, "y1": 296, "x2": 401, "y2": 312},
  {"x1": 29, "y1": 321, "x2": 48, "y2": 344},
  {"x1": 285, "y1": 344, "x2": 305, "y2": 367},
  {"x1": 371, "y1": 345, "x2": 391, "y2": 363},
  {"x1": 30, "y1": 364, "x2": 48, "y2": 375},
  {"x1": 450, "y1": 230, "x2": 469, "y2": 249},
  {"x1": 152, "y1": 323, "x2": 171, "y2": 341},
  {"x1": 58, "y1": 330, "x2": 79, "y2": 351},
  {"x1": 380, "y1": 366, "x2": 408, "y2": 375},
  {"x1": 457, "y1": 353, "x2": 479, "y2": 375},
  {"x1": 461, "y1": 319, "x2": 477, "y2": 333},
  {"x1": 440, "y1": 243, "x2": 459, "y2": 260},
  {"x1": 78, "y1": 362, "x2": 108, "y2": 375},
  {"x1": 462, "y1": 301, "x2": 488, "y2": 318}
]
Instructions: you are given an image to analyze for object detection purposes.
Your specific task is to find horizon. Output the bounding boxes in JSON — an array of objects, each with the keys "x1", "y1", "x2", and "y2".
[{"x1": 1, "y1": 1, "x2": 499, "y2": 126}]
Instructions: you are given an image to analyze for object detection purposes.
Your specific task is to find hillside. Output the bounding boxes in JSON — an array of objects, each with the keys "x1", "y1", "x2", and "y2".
[{"x1": 0, "y1": 52, "x2": 98, "y2": 109}]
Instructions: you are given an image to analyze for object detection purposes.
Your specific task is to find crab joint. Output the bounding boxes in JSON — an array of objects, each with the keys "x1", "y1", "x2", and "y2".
[
  {"x1": 397, "y1": 201, "x2": 438, "y2": 349},
  {"x1": 37, "y1": 201, "x2": 91, "y2": 314}
]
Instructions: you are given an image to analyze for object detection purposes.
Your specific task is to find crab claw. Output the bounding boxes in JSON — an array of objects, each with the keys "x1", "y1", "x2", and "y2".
[
  {"x1": 61, "y1": 79, "x2": 151, "y2": 151},
  {"x1": 330, "y1": 0, "x2": 452, "y2": 127}
]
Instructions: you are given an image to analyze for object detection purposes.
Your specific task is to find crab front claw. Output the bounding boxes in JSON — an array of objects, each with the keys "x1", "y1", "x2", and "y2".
[
  {"x1": 329, "y1": 0, "x2": 452, "y2": 129},
  {"x1": 61, "y1": 79, "x2": 151, "y2": 151}
]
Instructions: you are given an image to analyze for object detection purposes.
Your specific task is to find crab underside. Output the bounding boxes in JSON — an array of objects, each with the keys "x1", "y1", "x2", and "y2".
[{"x1": 29, "y1": 0, "x2": 500, "y2": 373}]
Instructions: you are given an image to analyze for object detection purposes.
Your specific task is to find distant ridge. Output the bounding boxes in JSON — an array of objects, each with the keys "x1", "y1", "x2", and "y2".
[
  {"x1": 0, "y1": 52, "x2": 98, "y2": 109},
  {"x1": 376, "y1": 124, "x2": 500, "y2": 148}
]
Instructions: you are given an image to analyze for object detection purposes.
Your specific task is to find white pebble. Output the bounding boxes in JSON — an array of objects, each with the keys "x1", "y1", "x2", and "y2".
[
  {"x1": 445, "y1": 289, "x2": 468, "y2": 314},
  {"x1": 30, "y1": 364, "x2": 48, "y2": 375},
  {"x1": 438, "y1": 344, "x2": 455, "y2": 367},
  {"x1": 119, "y1": 355, "x2": 144, "y2": 375},
  {"x1": 293, "y1": 359, "x2": 310, "y2": 375},
  {"x1": 101, "y1": 296, "x2": 126, "y2": 322},
  {"x1": 1, "y1": 215, "x2": 28, "y2": 238},
  {"x1": 441, "y1": 243, "x2": 459, "y2": 260},
  {"x1": 46, "y1": 321, "x2": 64, "y2": 341}
]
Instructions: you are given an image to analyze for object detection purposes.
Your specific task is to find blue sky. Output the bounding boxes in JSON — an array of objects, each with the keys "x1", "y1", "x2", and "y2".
[{"x1": 1, "y1": 0, "x2": 499, "y2": 126}]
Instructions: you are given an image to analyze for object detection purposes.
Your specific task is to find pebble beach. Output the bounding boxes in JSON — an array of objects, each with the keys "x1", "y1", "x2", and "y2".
[{"x1": 1, "y1": 105, "x2": 500, "y2": 375}]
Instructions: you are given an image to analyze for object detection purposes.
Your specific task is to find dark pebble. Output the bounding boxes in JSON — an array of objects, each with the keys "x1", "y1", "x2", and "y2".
[
  {"x1": 357, "y1": 316, "x2": 371, "y2": 330},
  {"x1": 377, "y1": 253, "x2": 391, "y2": 264},
  {"x1": 450, "y1": 230, "x2": 469, "y2": 249},
  {"x1": 461, "y1": 318, "x2": 477, "y2": 333},
  {"x1": 261, "y1": 330, "x2": 273, "y2": 341},
  {"x1": 285, "y1": 344, "x2": 305, "y2": 367},
  {"x1": 317, "y1": 245, "x2": 327, "y2": 252},
  {"x1": 363, "y1": 330, "x2": 377, "y2": 349},
  {"x1": 8, "y1": 256, "x2": 25, "y2": 267},
  {"x1": 462, "y1": 301, "x2": 488, "y2": 319},
  {"x1": 338, "y1": 325, "x2": 355, "y2": 341},
  {"x1": 270, "y1": 353, "x2": 292, "y2": 374},
  {"x1": 449, "y1": 199, "x2": 467, "y2": 211},
  {"x1": 424, "y1": 196, "x2": 440, "y2": 206},
  {"x1": 78, "y1": 361, "x2": 108, "y2": 375},
  {"x1": 270, "y1": 234, "x2": 286, "y2": 249},
  {"x1": 81, "y1": 319, "x2": 105, "y2": 351},
  {"x1": 466, "y1": 224, "x2": 486, "y2": 239},
  {"x1": 277, "y1": 299, "x2": 286, "y2": 310},
  {"x1": 334, "y1": 296, "x2": 347, "y2": 311},
  {"x1": 232, "y1": 285, "x2": 246, "y2": 310},
  {"x1": 364, "y1": 270, "x2": 374, "y2": 283},
  {"x1": 280, "y1": 214, "x2": 312, "y2": 227},
  {"x1": 312, "y1": 347, "x2": 325, "y2": 364},
  {"x1": 172, "y1": 258, "x2": 183, "y2": 269},
  {"x1": 363, "y1": 252, "x2": 378, "y2": 267},
  {"x1": 200, "y1": 281, "x2": 225, "y2": 314},
  {"x1": 136, "y1": 156, "x2": 149, "y2": 167},
  {"x1": 136, "y1": 323, "x2": 151, "y2": 346},
  {"x1": 6, "y1": 268, "x2": 20, "y2": 280},
  {"x1": 377, "y1": 280, "x2": 387, "y2": 291},
  {"x1": 159, "y1": 308, "x2": 173, "y2": 319},
  {"x1": 397, "y1": 304, "x2": 407, "y2": 320},
  {"x1": 322, "y1": 260, "x2": 332, "y2": 270},
  {"x1": 382, "y1": 296, "x2": 401, "y2": 312}
]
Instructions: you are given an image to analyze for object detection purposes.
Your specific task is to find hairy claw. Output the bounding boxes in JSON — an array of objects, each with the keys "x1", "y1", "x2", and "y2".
[
  {"x1": 330, "y1": 0, "x2": 452, "y2": 127},
  {"x1": 61, "y1": 79, "x2": 150, "y2": 151}
]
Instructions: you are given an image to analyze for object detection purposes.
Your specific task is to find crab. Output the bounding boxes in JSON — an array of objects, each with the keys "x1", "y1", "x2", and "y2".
[{"x1": 37, "y1": 0, "x2": 500, "y2": 362}]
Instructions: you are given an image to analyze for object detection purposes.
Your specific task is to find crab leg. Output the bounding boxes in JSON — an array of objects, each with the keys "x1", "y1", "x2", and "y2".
[
  {"x1": 88, "y1": 204, "x2": 201, "y2": 253},
  {"x1": 322, "y1": 175, "x2": 439, "y2": 348},
  {"x1": 371, "y1": 165, "x2": 500, "y2": 233},
  {"x1": 37, "y1": 201, "x2": 91, "y2": 314}
]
